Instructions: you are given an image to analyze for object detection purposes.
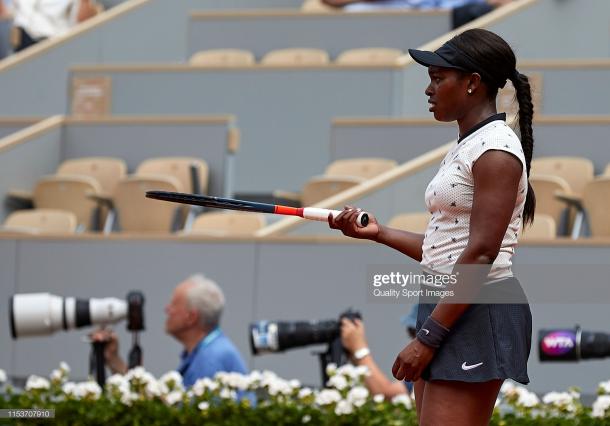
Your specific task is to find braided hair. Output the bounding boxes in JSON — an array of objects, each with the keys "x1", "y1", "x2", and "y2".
[{"x1": 450, "y1": 29, "x2": 536, "y2": 226}]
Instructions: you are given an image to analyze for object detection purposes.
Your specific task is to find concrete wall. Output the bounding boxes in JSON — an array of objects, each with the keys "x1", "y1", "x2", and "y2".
[
  {"x1": 331, "y1": 119, "x2": 610, "y2": 174},
  {"x1": 187, "y1": 11, "x2": 450, "y2": 58},
  {"x1": 69, "y1": 67, "x2": 404, "y2": 192}
]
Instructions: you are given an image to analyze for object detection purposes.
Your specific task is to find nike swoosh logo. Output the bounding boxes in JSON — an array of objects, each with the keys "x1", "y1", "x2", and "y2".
[
  {"x1": 461, "y1": 362, "x2": 483, "y2": 371},
  {"x1": 421, "y1": 329, "x2": 430, "y2": 335}
]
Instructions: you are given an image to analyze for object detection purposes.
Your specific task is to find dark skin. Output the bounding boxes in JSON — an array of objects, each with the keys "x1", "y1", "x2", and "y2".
[{"x1": 329, "y1": 65, "x2": 523, "y2": 426}]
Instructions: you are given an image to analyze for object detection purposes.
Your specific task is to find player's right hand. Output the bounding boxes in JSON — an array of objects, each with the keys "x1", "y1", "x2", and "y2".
[{"x1": 329, "y1": 205, "x2": 380, "y2": 240}]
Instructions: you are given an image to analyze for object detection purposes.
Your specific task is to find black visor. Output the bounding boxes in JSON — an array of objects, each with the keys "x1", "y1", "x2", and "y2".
[{"x1": 409, "y1": 41, "x2": 508, "y2": 89}]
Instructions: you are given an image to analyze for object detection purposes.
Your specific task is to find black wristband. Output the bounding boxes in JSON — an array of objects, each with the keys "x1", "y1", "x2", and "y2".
[{"x1": 416, "y1": 316, "x2": 450, "y2": 349}]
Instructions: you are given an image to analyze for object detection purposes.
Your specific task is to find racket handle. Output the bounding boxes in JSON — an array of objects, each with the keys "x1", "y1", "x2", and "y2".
[{"x1": 302, "y1": 208, "x2": 369, "y2": 228}]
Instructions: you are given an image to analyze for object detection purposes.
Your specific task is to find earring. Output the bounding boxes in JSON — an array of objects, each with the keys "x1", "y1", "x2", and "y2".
[{"x1": 467, "y1": 88, "x2": 473, "y2": 94}]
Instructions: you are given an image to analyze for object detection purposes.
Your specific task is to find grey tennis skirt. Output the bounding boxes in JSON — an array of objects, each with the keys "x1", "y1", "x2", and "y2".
[{"x1": 416, "y1": 277, "x2": 532, "y2": 384}]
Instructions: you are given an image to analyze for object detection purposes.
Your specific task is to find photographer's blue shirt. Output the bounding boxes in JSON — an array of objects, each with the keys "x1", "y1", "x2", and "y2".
[{"x1": 178, "y1": 328, "x2": 248, "y2": 388}]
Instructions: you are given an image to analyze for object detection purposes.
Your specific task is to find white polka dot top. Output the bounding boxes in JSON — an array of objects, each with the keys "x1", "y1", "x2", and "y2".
[{"x1": 420, "y1": 114, "x2": 528, "y2": 280}]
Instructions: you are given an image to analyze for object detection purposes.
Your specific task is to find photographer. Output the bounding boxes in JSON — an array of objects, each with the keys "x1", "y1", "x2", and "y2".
[
  {"x1": 91, "y1": 274, "x2": 248, "y2": 387},
  {"x1": 340, "y1": 310, "x2": 417, "y2": 398}
]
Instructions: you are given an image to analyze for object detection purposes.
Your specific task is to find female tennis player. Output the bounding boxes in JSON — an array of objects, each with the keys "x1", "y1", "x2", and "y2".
[{"x1": 329, "y1": 28, "x2": 534, "y2": 425}]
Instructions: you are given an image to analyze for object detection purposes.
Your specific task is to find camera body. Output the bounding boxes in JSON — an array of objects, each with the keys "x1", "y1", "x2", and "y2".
[{"x1": 249, "y1": 308, "x2": 362, "y2": 355}]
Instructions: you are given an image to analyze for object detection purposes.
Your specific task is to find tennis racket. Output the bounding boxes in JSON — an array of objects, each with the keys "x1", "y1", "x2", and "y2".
[{"x1": 145, "y1": 191, "x2": 369, "y2": 227}]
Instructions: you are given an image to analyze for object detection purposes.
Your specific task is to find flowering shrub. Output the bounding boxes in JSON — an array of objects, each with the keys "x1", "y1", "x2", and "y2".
[{"x1": 2, "y1": 363, "x2": 610, "y2": 425}]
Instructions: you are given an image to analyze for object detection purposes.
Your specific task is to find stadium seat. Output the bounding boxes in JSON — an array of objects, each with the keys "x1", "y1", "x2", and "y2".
[
  {"x1": 324, "y1": 158, "x2": 398, "y2": 179},
  {"x1": 190, "y1": 49, "x2": 256, "y2": 66},
  {"x1": 301, "y1": 176, "x2": 363, "y2": 206},
  {"x1": 582, "y1": 177, "x2": 610, "y2": 237},
  {"x1": 112, "y1": 175, "x2": 183, "y2": 233},
  {"x1": 531, "y1": 156, "x2": 594, "y2": 195},
  {"x1": 188, "y1": 212, "x2": 266, "y2": 236},
  {"x1": 136, "y1": 157, "x2": 208, "y2": 194},
  {"x1": 336, "y1": 48, "x2": 405, "y2": 65},
  {"x1": 520, "y1": 214, "x2": 556, "y2": 240},
  {"x1": 2, "y1": 209, "x2": 78, "y2": 234},
  {"x1": 261, "y1": 48, "x2": 330, "y2": 65},
  {"x1": 387, "y1": 212, "x2": 431, "y2": 233},
  {"x1": 57, "y1": 157, "x2": 127, "y2": 197},
  {"x1": 275, "y1": 157, "x2": 396, "y2": 206},
  {"x1": 33, "y1": 175, "x2": 102, "y2": 231},
  {"x1": 301, "y1": 0, "x2": 335, "y2": 12},
  {"x1": 529, "y1": 174, "x2": 572, "y2": 235}
]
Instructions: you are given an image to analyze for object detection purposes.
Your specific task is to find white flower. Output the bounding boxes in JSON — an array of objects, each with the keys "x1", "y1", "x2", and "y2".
[
  {"x1": 599, "y1": 381, "x2": 610, "y2": 395},
  {"x1": 494, "y1": 398, "x2": 500, "y2": 408},
  {"x1": 347, "y1": 386, "x2": 369, "y2": 407},
  {"x1": 62, "y1": 382, "x2": 76, "y2": 396},
  {"x1": 219, "y1": 387, "x2": 236, "y2": 400},
  {"x1": 77, "y1": 381, "x2": 102, "y2": 400},
  {"x1": 192, "y1": 377, "x2": 218, "y2": 396},
  {"x1": 301, "y1": 414, "x2": 311, "y2": 423},
  {"x1": 159, "y1": 371, "x2": 184, "y2": 393},
  {"x1": 120, "y1": 391, "x2": 138, "y2": 406},
  {"x1": 0, "y1": 369, "x2": 6, "y2": 384},
  {"x1": 335, "y1": 399, "x2": 353, "y2": 416},
  {"x1": 298, "y1": 387, "x2": 313, "y2": 399},
  {"x1": 164, "y1": 390, "x2": 183, "y2": 406},
  {"x1": 59, "y1": 362, "x2": 70, "y2": 374},
  {"x1": 25, "y1": 375, "x2": 50, "y2": 391},
  {"x1": 373, "y1": 394, "x2": 385, "y2": 404},
  {"x1": 500, "y1": 381, "x2": 517, "y2": 397},
  {"x1": 542, "y1": 391, "x2": 577, "y2": 413},
  {"x1": 198, "y1": 401, "x2": 210, "y2": 411},
  {"x1": 289, "y1": 379, "x2": 301, "y2": 389},
  {"x1": 391, "y1": 393, "x2": 413, "y2": 409},
  {"x1": 517, "y1": 389, "x2": 540, "y2": 408},
  {"x1": 50, "y1": 369, "x2": 63, "y2": 382},
  {"x1": 325, "y1": 363, "x2": 337, "y2": 376},
  {"x1": 327, "y1": 374, "x2": 348, "y2": 390},
  {"x1": 145, "y1": 379, "x2": 162, "y2": 398},
  {"x1": 315, "y1": 389, "x2": 342, "y2": 406},
  {"x1": 592, "y1": 395, "x2": 610, "y2": 418}
]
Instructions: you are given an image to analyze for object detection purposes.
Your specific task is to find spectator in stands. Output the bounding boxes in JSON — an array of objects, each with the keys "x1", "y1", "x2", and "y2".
[
  {"x1": 340, "y1": 310, "x2": 417, "y2": 398},
  {"x1": 91, "y1": 274, "x2": 248, "y2": 387},
  {"x1": 321, "y1": 0, "x2": 513, "y2": 28},
  {"x1": 12, "y1": 0, "x2": 99, "y2": 52}
]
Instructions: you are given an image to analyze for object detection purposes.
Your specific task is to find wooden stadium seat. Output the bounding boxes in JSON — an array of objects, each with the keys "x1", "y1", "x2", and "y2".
[
  {"x1": 531, "y1": 156, "x2": 594, "y2": 195},
  {"x1": 189, "y1": 212, "x2": 266, "y2": 236},
  {"x1": 582, "y1": 177, "x2": 610, "y2": 237},
  {"x1": 301, "y1": 0, "x2": 335, "y2": 12},
  {"x1": 2, "y1": 209, "x2": 78, "y2": 234},
  {"x1": 33, "y1": 176, "x2": 102, "y2": 231},
  {"x1": 387, "y1": 212, "x2": 431, "y2": 233},
  {"x1": 136, "y1": 157, "x2": 208, "y2": 194},
  {"x1": 301, "y1": 176, "x2": 363, "y2": 206},
  {"x1": 336, "y1": 48, "x2": 405, "y2": 65},
  {"x1": 529, "y1": 174, "x2": 571, "y2": 234},
  {"x1": 261, "y1": 48, "x2": 330, "y2": 66},
  {"x1": 113, "y1": 175, "x2": 183, "y2": 233},
  {"x1": 57, "y1": 157, "x2": 127, "y2": 197},
  {"x1": 520, "y1": 214, "x2": 556, "y2": 240},
  {"x1": 190, "y1": 49, "x2": 256, "y2": 66},
  {"x1": 325, "y1": 158, "x2": 398, "y2": 179}
]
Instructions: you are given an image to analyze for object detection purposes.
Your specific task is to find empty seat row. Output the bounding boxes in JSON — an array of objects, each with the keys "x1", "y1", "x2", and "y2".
[
  {"x1": 7, "y1": 156, "x2": 209, "y2": 233},
  {"x1": 190, "y1": 47, "x2": 405, "y2": 66},
  {"x1": 1, "y1": 209, "x2": 267, "y2": 236}
]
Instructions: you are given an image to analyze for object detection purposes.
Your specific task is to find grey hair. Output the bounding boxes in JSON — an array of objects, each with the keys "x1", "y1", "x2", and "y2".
[{"x1": 184, "y1": 274, "x2": 225, "y2": 329}]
